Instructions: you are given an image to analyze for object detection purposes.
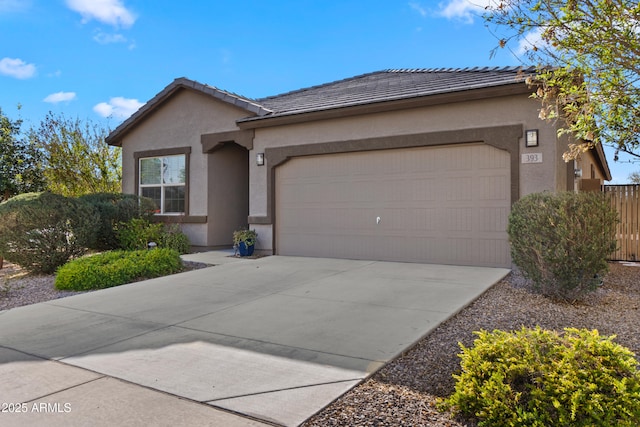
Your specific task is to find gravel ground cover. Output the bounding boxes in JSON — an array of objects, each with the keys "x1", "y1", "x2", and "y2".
[{"x1": 1, "y1": 260, "x2": 638, "y2": 426}]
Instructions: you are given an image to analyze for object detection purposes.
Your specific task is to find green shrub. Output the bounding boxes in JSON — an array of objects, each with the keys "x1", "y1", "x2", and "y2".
[
  {"x1": 233, "y1": 228, "x2": 257, "y2": 247},
  {"x1": 0, "y1": 192, "x2": 99, "y2": 274},
  {"x1": 79, "y1": 193, "x2": 156, "y2": 250},
  {"x1": 158, "y1": 223, "x2": 191, "y2": 254},
  {"x1": 507, "y1": 191, "x2": 618, "y2": 301},
  {"x1": 115, "y1": 218, "x2": 164, "y2": 251},
  {"x1": 115, "y1": 218, "x2": 190, "y2": 254},
  {"x1": 54, "y1": 248, "x2": 183, "y2": 291},
  {"x1": 441, "y1": 327, "x2": 640, "y2": 427}
]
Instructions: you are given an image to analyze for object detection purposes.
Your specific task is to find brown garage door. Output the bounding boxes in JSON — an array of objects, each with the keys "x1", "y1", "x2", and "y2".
[{"x1": 275, "y1": 143, "x2": 511, "y2": 267}]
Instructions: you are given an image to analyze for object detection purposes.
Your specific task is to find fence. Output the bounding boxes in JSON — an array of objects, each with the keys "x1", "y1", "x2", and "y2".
[{"x1": 603, "y1": 184, "x2": 639, "y2": 261}]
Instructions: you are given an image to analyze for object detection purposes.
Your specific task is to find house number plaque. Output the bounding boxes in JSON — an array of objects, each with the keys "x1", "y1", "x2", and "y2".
[{"x1": 521, "y1": 153, "x2": 543, "y2": 163}]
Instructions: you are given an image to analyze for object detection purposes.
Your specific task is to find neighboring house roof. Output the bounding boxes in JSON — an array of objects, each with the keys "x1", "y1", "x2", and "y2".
[{"x1": 106, "y1": 67, "x2": 535, "y2": 146}]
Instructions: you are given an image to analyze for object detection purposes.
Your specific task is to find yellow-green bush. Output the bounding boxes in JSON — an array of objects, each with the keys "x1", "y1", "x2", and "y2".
[
  {"x1": 441, "y1": 326, "x2": 640, "y2": 426},
  {"x1": 54, "y1": 248, "x2": 183, "y2": 291}
]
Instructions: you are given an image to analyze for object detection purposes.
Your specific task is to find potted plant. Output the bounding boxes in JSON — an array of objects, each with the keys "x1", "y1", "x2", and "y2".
[{"x1": 233, "y1": 229, "x2": 257, "y2": 257}]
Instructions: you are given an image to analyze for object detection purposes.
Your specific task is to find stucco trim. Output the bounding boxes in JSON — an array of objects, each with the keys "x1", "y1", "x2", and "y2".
[
  {"x1": 201, "y1": 130, "x2": 254, "y2": 152},
  {"x1": 249, "y1": 125, "x2": 523, "y2": 231},
  {"x1": 566, "y1": 160, "x2": 575, "y2": 191},
  {"x1": 133, "y1": 146, "x2": 193, "y2": 219},
  {"x1": 152, "y1": 215, "x2": 207, "y2": 224}
]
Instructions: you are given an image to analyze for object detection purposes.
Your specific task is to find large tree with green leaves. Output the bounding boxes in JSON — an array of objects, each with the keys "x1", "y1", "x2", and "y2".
[
  {"x1": 29, "y1": 112, "x2": 122, "y2": 197},
  {"x1": 484, "y1": 0, "x2": 640, "y2": 161},
  {"x1": 0, "y1": 108, "x2": 46, "y2": 201}
]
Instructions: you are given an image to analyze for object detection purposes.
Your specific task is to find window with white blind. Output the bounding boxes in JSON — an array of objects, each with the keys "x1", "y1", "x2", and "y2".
[{"x1": 139, "y1": 154, "x2": 186, "y2": 214}]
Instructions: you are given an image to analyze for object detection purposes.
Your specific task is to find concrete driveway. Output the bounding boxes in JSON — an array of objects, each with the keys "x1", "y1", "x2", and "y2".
[{"x1": 0, "y1": 252, "x2": 508, "y2": 426}]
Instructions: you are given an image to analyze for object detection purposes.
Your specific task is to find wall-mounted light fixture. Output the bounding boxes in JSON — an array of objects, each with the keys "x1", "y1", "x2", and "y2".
[
  {"x1": 256, "y1": 152, "x2": 265, "y2": 166},
  {"x1": 574, "y1": 168, "x2": 583, "y2": 178},
  {"x1": 525, "y1": 129, "x2": 539, "y2": 147}
]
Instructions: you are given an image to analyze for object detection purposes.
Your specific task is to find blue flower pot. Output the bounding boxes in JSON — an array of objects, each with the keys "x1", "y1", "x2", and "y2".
[{"x1": 238, "y1": 242, "x2": 254, "y2": 257}]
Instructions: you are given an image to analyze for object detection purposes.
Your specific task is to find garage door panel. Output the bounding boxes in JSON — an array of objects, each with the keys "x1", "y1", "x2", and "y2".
[
  {"x1": 475, "y1": 175, "x2": 509, "y2": 200},
  {"x1": 476, "y1": 207, "x2": 509, "y2": 232},
  {"x1": 276, "y1": 144, "x2": 511, "y2": 268},
  {"x1": 447, "y1": 208, "x2": 473, "y2": 232},
  {"x1": 411, "y1": 179, "x2": 439, "y2": 201}
]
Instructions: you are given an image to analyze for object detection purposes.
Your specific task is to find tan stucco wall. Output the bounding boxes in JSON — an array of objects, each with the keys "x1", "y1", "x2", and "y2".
[
  {"x1": 249, "y1": 94, "x2": 566, "y2": 251},
  {"x1": 118, "y1": 88, "x2": 583, "y2": 252},
  {"x1": 120, "y1": 89, "x2": 248, "y2": 246},
  {"x1": 573, "y1": 148, "x2": 608, "y2": 192},
  {"x1": 576, "y1": 150, "x2": 607, "y2": 181}
]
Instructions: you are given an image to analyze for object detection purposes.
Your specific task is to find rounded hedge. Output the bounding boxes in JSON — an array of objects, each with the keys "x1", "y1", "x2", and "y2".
[
  {"x1": 0, "y1": 192, "x2": 99, "y2": 274},
  {"x1": 507, "y1": 191, "x2": 618, "y2": 301},
  {"x1": 78, "y1": 192, "x2": 156, "y2": 250},
  {"x1": 442, "y1": 326, "x2": 640, "y2": 426},
  {"x1": 54, "y1": 248, "x2": 183, "y2": 291}
]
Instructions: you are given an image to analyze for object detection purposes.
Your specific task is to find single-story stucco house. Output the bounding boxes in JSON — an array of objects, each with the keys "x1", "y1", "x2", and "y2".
[{"x1": 106, "y1": 67, "x2": 611, "y2": 268}]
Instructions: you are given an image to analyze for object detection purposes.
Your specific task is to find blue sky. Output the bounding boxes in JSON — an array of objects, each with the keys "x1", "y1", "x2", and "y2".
[{"x1": 1, "y1": 0, "x2": 636, "y2": 182}]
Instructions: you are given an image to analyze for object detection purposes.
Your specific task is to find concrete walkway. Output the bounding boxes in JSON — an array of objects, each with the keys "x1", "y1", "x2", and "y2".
[{"x1": 0, "y1": 252, "x2": 508, "y2": 426}]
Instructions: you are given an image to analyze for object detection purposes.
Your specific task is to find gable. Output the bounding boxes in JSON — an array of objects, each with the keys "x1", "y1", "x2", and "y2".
[
  {"x1": 106, "y1": 78, "x2": 268, "y2": 147},
  {"x1": 121, "y1": 88, "x2": 250, "y2": 147}
]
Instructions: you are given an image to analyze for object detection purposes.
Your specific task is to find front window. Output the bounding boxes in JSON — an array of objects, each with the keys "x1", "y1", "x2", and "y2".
[{"x1": 139, "y1": 155, "x2": 186, "y2": 214}]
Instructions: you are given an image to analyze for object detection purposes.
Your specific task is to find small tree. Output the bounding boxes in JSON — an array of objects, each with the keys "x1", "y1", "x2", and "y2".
[
  {"x1": 507, "y1": 191, "x2": 618, "y2": 301},
  {"x1": 0, "y1": 107, "x2": 46, "y2": 201},
  {"x1": 484, "y1": 0, "x2": 640, "y2": 161},
  {"x1": 29, "y1": 112, "x2": 121, "y2": 197}
]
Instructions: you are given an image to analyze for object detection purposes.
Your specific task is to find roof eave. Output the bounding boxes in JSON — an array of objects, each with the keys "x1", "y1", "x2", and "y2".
[
  {"x1": 237, "y1": 82, "x2": 533, "y2": 130},
  {"x1": 594, "y1": 142, "x2": 612, "y2": 181}
]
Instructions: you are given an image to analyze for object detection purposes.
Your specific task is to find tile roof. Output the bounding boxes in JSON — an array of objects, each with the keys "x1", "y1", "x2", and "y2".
[
  {"x1": 249, "y1": 66, "x2": 535, "y2": 120},
  {"x1": 107, "y1": 67, "x2": 535, "y2": 145}
]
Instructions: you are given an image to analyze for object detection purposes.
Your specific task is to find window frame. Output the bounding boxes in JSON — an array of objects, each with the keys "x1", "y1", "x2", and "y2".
[{"x1": 134, "y1": 147, "x2": 191, "y2": 216}]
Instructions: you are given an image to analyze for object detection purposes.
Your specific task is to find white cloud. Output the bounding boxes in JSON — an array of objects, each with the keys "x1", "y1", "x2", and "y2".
[
  {"x1": 43, "y1": 91, "x2": 77, "y2": 103},
  {"x1": 409, "y1": 2, "x2": 427, "y2": 17},
  {"x1": 0, "y1": 57, "x2": 36, "y2": 79},
  {"x1": 93, "y1": 97, "x2": 144, "y2": 119},
  {"x1": 66, "y1": 0, "x2": 136, "y2": 28},
  {"x1": 438, "y1": 0, "x2": 495, "y2": 24},
  {"x1": 517, "y1": 27, "x2": 546, "y2": 55},
  {"x1": 93, "y1": 31, "x2": 127, "y2": 44},
  {"x1": 0, "y1": 0, "x2": 31, "y2": 13}
]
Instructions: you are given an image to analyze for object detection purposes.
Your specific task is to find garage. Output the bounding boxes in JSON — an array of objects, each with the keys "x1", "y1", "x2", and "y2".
[{"x1": 275, "y1": 143, "x2": 511, "y2": 268}]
